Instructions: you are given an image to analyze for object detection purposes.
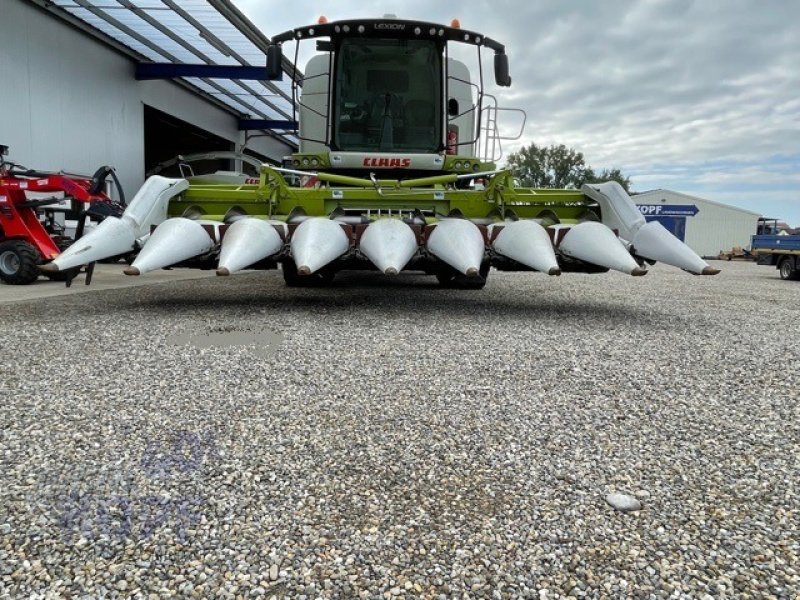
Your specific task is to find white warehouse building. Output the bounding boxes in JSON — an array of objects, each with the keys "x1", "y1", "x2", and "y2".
[
  {"x1": 1, "y1": 0, "x2": 298, "y2": 202},
  {"x1": 632, "y1": 189, "x2": 761, "y2": 258}
]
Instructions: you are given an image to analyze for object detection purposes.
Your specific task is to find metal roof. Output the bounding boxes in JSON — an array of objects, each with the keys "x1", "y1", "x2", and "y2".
[{"x1": 32, "y1": 0, "x2": 298, "y2": 147}]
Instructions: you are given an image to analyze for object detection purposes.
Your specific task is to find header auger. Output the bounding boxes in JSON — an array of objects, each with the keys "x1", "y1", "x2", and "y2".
[{"x1": 41, "y1": 16, "x2": 719, "y2": 287}]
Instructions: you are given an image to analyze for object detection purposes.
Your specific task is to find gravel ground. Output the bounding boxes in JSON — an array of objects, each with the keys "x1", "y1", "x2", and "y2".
[{"x1": 1, "y1": 260, "x2": 798, "y2": 599}]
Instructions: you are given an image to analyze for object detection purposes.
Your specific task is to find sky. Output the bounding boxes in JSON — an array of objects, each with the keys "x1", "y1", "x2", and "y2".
[{"x1": 233, "y1": 0, "x2": 800, "y2": 225}]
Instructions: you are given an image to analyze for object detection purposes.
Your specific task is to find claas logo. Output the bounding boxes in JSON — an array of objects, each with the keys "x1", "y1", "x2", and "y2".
[{"x1": 362, "y1": 157, "x2": 412, "y2": 168}]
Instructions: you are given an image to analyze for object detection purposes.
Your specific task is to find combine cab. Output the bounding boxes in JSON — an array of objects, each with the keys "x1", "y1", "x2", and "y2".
[{"x1": 43, "y1": 17, "x2": 719, "y2": 287}]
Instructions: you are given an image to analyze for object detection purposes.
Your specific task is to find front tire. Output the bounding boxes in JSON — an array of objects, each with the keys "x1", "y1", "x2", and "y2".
[
  {"x1": 435, "y1": 262, "x2": 490, "y2": 290},
  {"x1": 0, "y1": 240, "x2": 40, "y2": 285},
  {"x1": 282, "y1": 261, "x2": 336, "y2": 287}
]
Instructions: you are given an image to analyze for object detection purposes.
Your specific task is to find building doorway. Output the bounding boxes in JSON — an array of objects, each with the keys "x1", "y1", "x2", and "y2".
[{"x1": 143, "y1": 105, "x2": 234, "y2": 176}]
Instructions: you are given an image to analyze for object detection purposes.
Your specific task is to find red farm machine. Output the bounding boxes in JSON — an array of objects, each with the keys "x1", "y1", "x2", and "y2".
[{"x1": 0, "y1": 145, "x2": 125, "y2": 285}]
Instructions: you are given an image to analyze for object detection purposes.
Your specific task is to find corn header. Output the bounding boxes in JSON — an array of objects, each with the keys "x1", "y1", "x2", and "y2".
[{"x1": 41, "y1": 16, "x2": 719, "y2": 287}]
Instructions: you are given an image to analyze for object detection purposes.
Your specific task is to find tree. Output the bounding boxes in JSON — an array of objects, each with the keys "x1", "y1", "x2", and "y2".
[
  {"x1": 505, "y1": 143, "x2": 631, "y2": 193},
  {"x1": 589, "y1": 167, "x2": 631, "y2": 193}
]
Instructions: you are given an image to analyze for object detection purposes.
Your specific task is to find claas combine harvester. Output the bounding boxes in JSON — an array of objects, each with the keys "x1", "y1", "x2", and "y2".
[{"x1": 41, "y1": 16, "x2": 720, "y2": 287}]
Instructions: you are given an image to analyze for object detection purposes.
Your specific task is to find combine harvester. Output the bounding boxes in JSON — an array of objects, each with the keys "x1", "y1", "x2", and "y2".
[{"x1": 41, "y1": 16, "x2": 719, "y2": 288}]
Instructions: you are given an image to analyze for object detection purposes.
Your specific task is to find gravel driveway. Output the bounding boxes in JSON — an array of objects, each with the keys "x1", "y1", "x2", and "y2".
[{"x1": 1, "y1": 260, "x2": 797, "y2": 598}]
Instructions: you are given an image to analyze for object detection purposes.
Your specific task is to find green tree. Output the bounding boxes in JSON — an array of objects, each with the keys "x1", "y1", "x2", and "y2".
[
  {"x1": 588, "y1": 167, "x2": 631, "y2": 193},
  {"x1": 506, "y1": 143, "x2": 631, "y2": 193}
]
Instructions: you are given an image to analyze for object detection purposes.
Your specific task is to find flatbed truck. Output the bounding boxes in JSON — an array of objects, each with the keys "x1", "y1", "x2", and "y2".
[{"x1": 752, "y1": 233, "x2": 800, "y2": 280}]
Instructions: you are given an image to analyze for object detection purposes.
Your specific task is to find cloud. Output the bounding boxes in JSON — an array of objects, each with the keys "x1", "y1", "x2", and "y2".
[{"x1": 232, "y1": 0, "x2": 800, "y2": 224}]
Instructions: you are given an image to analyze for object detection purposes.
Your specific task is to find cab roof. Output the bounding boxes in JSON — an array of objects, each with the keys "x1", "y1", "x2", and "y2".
[{"x1": 270, "y1": 18, "x2": 506, "y2": 54}]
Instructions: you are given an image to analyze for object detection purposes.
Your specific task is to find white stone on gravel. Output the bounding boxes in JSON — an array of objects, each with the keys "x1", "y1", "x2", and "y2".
[{"x1": 605, "y1": 492, "x2": 643, "y2": 512}]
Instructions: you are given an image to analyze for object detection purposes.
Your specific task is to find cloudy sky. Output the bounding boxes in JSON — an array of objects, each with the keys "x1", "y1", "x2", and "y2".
[{"x1": 233, "y1": 0, "x2": 800, "y2": 225}]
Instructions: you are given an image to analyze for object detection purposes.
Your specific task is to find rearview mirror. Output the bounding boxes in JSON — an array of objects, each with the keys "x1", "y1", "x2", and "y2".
[
  {"x1": 266, "y1": 44, "x2": 283, "y2": 80},
  {"x1": 494, "y1": 53, "x2": 511, "y2": 87}
]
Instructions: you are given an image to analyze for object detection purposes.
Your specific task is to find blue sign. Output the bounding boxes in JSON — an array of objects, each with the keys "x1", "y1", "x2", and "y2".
[
  {"x1": 637, "y1": 204, "x2": 700, "y2": 217},
  {"x1": 647, "y1": 216, "x2": 687, "y2": 241}
]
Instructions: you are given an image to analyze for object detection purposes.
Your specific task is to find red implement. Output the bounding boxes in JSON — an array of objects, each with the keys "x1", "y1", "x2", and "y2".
[{"x1": 0, "y1": 149, "x2": 124, "y2": 284}]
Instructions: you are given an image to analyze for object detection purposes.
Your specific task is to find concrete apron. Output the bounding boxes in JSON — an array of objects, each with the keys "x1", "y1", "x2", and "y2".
[{"x1": 0, "y1": 264, "x2": 216, "y2": 304}]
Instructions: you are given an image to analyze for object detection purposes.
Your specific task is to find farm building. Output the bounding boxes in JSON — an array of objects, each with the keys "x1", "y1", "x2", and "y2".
[
  {"x1": 633, "y1": 189, "x2": 761, "y2": 258},
  {"x1": 1, "y1": 0, "x2": 297, "y2": 202}
]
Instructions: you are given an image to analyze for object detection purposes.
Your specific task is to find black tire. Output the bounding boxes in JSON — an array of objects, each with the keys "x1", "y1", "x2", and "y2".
[
  {"x1": 436, "y1": 262, "x2": 490, "y2": 290},
  {"x1": 0, "y1": 240, "x2": 41, "y2": 285},
  {"x1": 778, "y1": 257, "x2": 797, "y2": 281},
  {"x1": 282, "y1": 261, "x2": 335, "y2": 287},
  {"x1": 435, "y1": 270, "x2": 457, "y2": 287}
]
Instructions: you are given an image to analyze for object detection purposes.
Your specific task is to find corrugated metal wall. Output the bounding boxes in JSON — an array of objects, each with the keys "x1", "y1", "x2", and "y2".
[{"x1": 634, "y1": 190, "x2": 760, "y2": 258}]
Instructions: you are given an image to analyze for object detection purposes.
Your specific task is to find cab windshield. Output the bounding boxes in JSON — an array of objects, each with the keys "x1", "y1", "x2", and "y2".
[{"x1": 333, "y1": 38, "x2": 442, "y2": 153}]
